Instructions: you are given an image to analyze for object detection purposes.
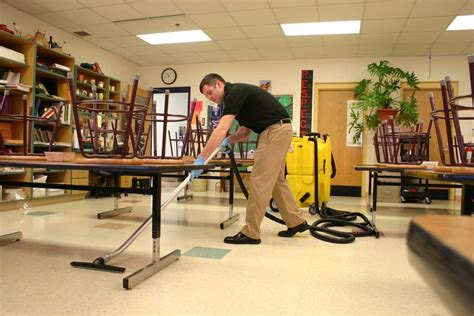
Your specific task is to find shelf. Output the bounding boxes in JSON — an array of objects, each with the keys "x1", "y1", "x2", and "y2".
[
  {"x1": 76, "y1": 66, "x2": 107, "y2": 79},
  {"x1": 35, "y1": 94, "x2": 67, "y2": 103},
  {"x1": 3, "y1": 141, "x2": 24, "y2": 147},
  {"x1": 0, "y1": 116, "x2": 22, "y2": 123},
  {"x1": 33, "y1": 142, "x2": 71, "y2": 148},
  {"x1": 76, "y1": 94, "x2": 93, "y2": 100},
  {"x1": 36, "y1": 68, "x2": 67, "y2": 80},
  {"x1": 33, "y1": 169, "x2": 66, "y2": 174},
  {"x1": 0, "y1": 169, "x2": 26, "y2": 176},
  {"x1": 0, "y1": 31, "x2": 31, "y2": 45},
  {"x1": 36, "y1": 44, "x2": 73, "y2": 61},
  {"x1": 0, "y1": 57, "x2": 29, "y2": 70},
  {"x1": 0, "y1": 86, "x2": 29, "y2": 95},
  {"x1": 76, "y1": 81, "x2": 105, "y2": 91}
]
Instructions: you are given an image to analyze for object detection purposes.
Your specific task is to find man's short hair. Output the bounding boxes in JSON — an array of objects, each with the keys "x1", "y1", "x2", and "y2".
[{"x1": 200, "y1": 73, "x2": 226, "y2": 93}]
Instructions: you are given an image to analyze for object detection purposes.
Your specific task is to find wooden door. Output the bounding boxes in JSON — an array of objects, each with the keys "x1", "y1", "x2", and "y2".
[{"x1": 315, "y1": 84, "x2": 362, "y2": 196}]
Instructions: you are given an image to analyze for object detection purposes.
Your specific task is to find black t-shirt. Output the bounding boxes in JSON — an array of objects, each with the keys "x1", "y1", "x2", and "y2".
[{"x1": 220, "y1": 82, "x2": 290, "y2": 134}]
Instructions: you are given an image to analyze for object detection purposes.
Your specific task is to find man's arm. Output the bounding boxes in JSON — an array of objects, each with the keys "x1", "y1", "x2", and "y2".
[
  {"x1": 199, "y1": 114, "x2": 235, "y2": 160},
  {"x1": 228, "y1": 126, "x2": 252, "y2": 144}
]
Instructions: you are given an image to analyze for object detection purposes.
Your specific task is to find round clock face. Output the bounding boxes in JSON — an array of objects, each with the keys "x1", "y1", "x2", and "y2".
[{"x1": 161, "y1": 67, "x2": 177, "y2": 85}]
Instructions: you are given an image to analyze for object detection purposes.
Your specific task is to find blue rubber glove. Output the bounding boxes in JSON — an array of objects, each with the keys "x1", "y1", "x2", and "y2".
[
  {"x1": 190, "y1": 156, "x2": 205, "y2": 180},
  {"x1": 219, "y1": 137, "x2": 231, "y2": 154}
]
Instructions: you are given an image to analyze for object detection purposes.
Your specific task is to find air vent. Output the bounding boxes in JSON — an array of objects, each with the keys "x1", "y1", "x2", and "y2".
[{"x1": 73, "y1": 31, "x2": 91, "y2": 37}]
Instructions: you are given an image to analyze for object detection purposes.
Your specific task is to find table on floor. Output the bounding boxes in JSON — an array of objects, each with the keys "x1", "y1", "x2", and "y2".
[
  {"x1": 404, "y1": 169, "x2": 473, "y2": 216},
  {"x1": 0, "y1": 159, "x2": 231, "y2": 290},
  {"x1": 354, "y1": 165, "x2": 463, "y2": 236},
  {"x1": 407, "y1": 215, "x2": 474, "y2": 315}
]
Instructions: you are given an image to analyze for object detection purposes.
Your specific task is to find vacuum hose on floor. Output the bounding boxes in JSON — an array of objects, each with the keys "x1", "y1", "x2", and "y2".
[{"x1": 227, "y1": 149, "x2": 375, "y2": 243}]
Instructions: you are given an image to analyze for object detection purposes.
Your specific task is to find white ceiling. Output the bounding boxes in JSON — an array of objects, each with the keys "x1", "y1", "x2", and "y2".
[{"x1": 3, "y1": 0, "x2": 474, "y2": 65}]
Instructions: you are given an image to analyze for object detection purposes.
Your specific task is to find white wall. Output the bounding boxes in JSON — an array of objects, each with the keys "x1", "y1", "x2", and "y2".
[
  {"x1": 139, "y1": 55, "x2": 472, "y2": 137},
  {"x1": 0, "y1": 2, "x2": 140, "y2": 92}
]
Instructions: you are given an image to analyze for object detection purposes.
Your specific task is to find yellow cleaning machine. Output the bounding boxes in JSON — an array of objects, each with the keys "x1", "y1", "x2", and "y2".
[{"x1": 269, "y1": 133, "x2": 333, "y2": 215}]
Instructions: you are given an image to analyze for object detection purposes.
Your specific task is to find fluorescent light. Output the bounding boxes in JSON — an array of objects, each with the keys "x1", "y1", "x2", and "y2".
[
  {"x1": 447, "y1": 15, "x2": 474, "y2": 31},
  {"x1": 137, "y1": 30, "x2": 211, "y2": 45},
  {"x1": 281, "y1": 20, "x2": 361, "y2": 36}
]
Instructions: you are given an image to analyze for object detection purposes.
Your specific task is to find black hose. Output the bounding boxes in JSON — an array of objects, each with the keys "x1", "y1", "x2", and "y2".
[{"x1": 226, "y1": 147, "x2": 376, "y2": 243}]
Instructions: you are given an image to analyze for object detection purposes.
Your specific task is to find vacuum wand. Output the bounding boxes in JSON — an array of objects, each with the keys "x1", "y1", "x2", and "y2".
[{"x1": 71, "y1": 147, "x2": 221, "y2": 272}]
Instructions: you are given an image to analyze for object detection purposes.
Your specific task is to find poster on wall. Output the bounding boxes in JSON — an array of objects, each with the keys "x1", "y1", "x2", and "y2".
[
  {"x1": 300, "y1": 70, "x2": 313, "y2": 136},
  {"x1": 346, "y1": 100, "x2": 363, "y2": 147},
  {"x1": 274, "y1": 95, "x2": 293, "y2": 119},
  {"x1": 206, "y1": 99, "x2": 221, "y2": 129},
  {"x1": 259, "y1": 80, "x2": 272, "y2": 93}
]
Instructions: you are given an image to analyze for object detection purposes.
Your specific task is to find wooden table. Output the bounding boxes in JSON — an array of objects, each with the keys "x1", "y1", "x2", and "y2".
[
  {"x1": 0, "y1": 159, "x2": 231, "y2": 290},
  {"x1": 407, "y1": 215, "x2": 474, "y2": 315}
]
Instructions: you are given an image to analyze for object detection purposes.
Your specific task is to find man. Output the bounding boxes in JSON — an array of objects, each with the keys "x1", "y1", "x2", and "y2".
[{"x1": 193, "y1": 73, "x2": 308, "y2": 245}]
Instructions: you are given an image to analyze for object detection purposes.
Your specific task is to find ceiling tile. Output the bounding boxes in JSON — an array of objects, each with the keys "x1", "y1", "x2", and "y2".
[
  {"x1": 125, "y1": 44, "x2": 165, "y2": 55},
  {"x1": 197, "y1": 50, "x2": 235, "y2": 62},
  {"x1": 227, "y1": 49, "x2": 262, "y2": 60},
  {"x1": 250, "y1": 37, "x2": 288, "y2": 49},
  {"x1": 107, "y1": 35, "x2": 148, "y2": 47},
  {"x1": 82, "y1": 23, "x2": 130, "y2": 37},
  {"x1": 91, "y1": 4, "x2": 143, "y2": 21},
  {"x1": 318, "y1": 3, "x2": 364, "y2": 21},
  {"x1": 272, "y1": 6, "x2": 319, "y2": 24},
  {"x1": 172, "y1": 0, "x2": 226, "y2": 14},
  {"x1": 269, "y1": 0, "x2": 316, "y2": 8},
  {"x1": 77, "y1": 0, "x2": 125, "y2": 7},
  {"x1": 397, "y1": 31, "x2": 441, "y2": 44},
  {"x1": 410, "y1": 0, "x2": 466, "y2": 17},
  {"x1": 3, "y1": 0, "x2": 50, "y2": 15},
  {"x1": 220, "y1": 0, "x2": 269, "y2": 11},
  {"x1": 364, "y1": 0, "x2": 415, "y2": 20},
  {"x1": 203, "y1": 27, "x2": 247, "y2": 40},
  {"x1": 128, "y1": 0, "x2": 183, "y2": 17},
  {"x1": 32, "y1": 0, "x2": 84, "y2": 11},
  {"x1": 323, "y1": 44, "x2": 358, "y2": 57},
  {"x1": 429, "y1": 42, "x2": 470, "y2": 55},
  {"x1": 358, "y1": 44, "x2": 393, "y2": 57},
  {"x1": 217, "y1": 39, "x2": 256, "y2": 50},
  {"x1": 257, "y1": 48, "x2": 293, "y2": 59},
  {"x1": 290, "y1": 46, "x2": 324, "y2": 58},
  {"x1": 229, "y1": 9, "x2": 278, "y2": 26},
  {"x1": 152, "y1": 15, "x2": 199, "y2": 32},
  {"x1": 185, "y1": 41, "x2": 222, "y2": 52},
  {"x1": 36, "y1": 12, "x2": 78, "y2": 28},
  {"x1": 190, "y1": 12, "x2": 237, "y2": 28},
  {"x1": 323, "y1": 34, "x2": 359, "y2": 46},
  {"x1": 318, "y1": 0, "x2": 364, "y2": 3},
  {"x1": 158, "y1": 43, "x2": 195, "y2": 54},
  {"x1": 403, "y1": 17, "x2": 454, "y2": 32},
  {"x1": 112, "y1": 47, "x2": 137, "y2": 58},
  {"x1": 392, "y1": 43, "x2": 430, "y2": 56},
  {"x1": 241, "y1": 25, "x2": 284, "y2": 38},
  {"x1": 286, "y1": 36, "x2": 323, "y2": 47},
  {"x1": 132, "y1": 54, "x2": 175, "y2": 66},
  {"x1": 458, "y1": 0, "x2": 474, "y2": 15},
  {"x1": 115, "y1": 20, "x2": 164, "y2": 35},
  {"x1": 83, "y1": 36, "x2": 122, "y2": 51},
  {"x1": 172, "y1": 52, "x2": 206, "y2": 63},
  {"x1": 56, "y1": 8, "x2": 110, "y2": 26},
  {"x1": 359, "y1": 33, "x2": 399, "y2": 45},
  {"x1": 361, "y1": 19, "x2": 406, "y2": 33},
  {"x1": 436, "y1": 30, "x2": 474, "y2": 43}
]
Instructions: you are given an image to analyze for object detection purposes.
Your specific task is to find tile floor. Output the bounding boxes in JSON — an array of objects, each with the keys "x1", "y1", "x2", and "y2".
[{"x1": 0, "y1": 183, "x2": 460, "y2": 315}]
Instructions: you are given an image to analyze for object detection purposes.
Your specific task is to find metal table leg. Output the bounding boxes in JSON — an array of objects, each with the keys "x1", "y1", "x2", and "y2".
[
  {"x1": 0, "y1": 231, "x2": 22, "y2": 246},
  {"x1": 177, "y1": 173, "x2": 193, "y2": 202},
  {"x1": 220, "y1": 168, "x2": 239, "y2": 229},
  {"x1": 97, "y1": 196, "x2": 132, "y2": 219},
  {"x1": 461, "y1": 184, "x2": 473, "y2": 216},
  {"x1": 371, "y1": 172, "x2": 380, "y2": 238},
  {"x1": 123, "y1": 174, "x2": 180, "y2": 290}
]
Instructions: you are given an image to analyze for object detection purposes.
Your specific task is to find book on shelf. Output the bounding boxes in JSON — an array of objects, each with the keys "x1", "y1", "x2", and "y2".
[
  {"x1": 0, "y1": 70, "x2": 20, "y2": 84},
  {"x1": 49, "y1": 63, "x2": 70, "y2": 72},
  {"x1": 0, "y1": 46, "x2": 25, "y2": 63},
  {"x1": 4, "y1": 83, "x2": 31, "y2": 92}
]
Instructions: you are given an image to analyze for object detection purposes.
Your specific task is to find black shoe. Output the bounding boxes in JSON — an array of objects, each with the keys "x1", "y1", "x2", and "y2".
[
  {"x1": 224, "y1": 232, "x2": 261, "y2": 244},
  {"x1": 278, "y1": 221, "x2": 309, "y2": 237}
]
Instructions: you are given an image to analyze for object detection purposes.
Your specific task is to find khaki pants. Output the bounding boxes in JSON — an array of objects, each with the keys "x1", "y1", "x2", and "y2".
[{"x1": 241, "y1": 123, "x2": 305, "y2": 239}]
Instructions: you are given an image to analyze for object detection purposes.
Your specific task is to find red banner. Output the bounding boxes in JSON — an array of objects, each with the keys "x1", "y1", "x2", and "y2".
[{"x1": 300, "y1": 70, "x2": 313, "y2": 136}]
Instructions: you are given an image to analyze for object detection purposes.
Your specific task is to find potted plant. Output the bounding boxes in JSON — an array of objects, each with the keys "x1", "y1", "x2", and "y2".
[{"x1": 349, "y1": 60, "x2": 420, "y2": 144}]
